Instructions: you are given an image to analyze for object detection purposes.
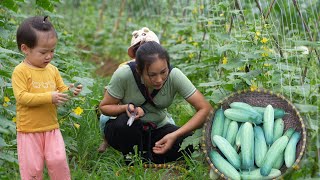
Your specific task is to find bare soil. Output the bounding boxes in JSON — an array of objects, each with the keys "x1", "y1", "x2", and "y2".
[{"x1": 90, "y1": 54, "x2": 121, "y2": 77}]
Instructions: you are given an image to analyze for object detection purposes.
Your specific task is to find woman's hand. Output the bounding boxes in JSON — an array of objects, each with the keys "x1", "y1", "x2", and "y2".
[
  {"x1": 52, "y1": 91, "x2": 68, "y2": 105},
  {"x1": 126, "y1": 104, "x2": 145, "y2": 120},
  {"x1": 153, "y1": 132, "x2": 177, "y2": 154}
]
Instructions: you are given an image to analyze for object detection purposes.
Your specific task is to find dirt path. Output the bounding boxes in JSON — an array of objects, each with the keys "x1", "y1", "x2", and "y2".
[{"x1": 91, "y1": 54, "x2": 121, "y2": 77}]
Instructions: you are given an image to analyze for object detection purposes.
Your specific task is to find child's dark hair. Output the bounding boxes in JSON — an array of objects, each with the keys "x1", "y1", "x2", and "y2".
[
  {"x1": 135, "y1": 41, "x2": 170, "y2": 73},
  {"x1": 16, "y1": 16, "x2": 57, "y2": 51}
]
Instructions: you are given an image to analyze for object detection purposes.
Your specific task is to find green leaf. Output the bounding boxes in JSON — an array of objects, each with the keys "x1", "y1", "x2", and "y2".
[
  {"x1": 36, "y1": 0, "x2": 54, "y2": 12},
  {"x1": 217, "y1": 44, "x2": 238, "y2": 55},
  {"x1": 0, "y1": 127, "x2": 10, "y2": 135},
  {"x1": 0, "y1": 152, "x2": 18, "y2": 163},
  {"x1": 0, "y1": 115, "x2": 16, "y2": 129},
  {"x1": 240, "y1": 70, "x2": 262, "y2": 85},
  {"x1": 199, "y1": 80, "x2": 224, "y2": 87},
  {"x1": 306, "y1": 118, "x2": 319, "y2": 131},
  {"x1": 294, "y1": 104, "x2": 318, "y2": 113},
  {"x1": 0, "y1": 137, "x2": 8, "y2": 148},
  {"x1": 0, "y1": 47, "x2": 22, "y2": 56},
  {"x1": 179, "y1": 129, "x2": 202, "y2": 151},
  {"x1": 0, "y1": 69, "x2": 11, "y2": 78},
  {"x1": 1, "y1": 0, "x2": 18, "y2": 12},
  {"x1": 219, "y1": 60, "x2": 244, "y2": 70},
  {"x1": 293, "y1": 40, "x2": 320, "y2": 47}
]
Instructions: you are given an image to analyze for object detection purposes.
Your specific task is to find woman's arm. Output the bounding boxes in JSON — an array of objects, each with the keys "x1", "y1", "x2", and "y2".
[
  {"x1": 99, "y1": 91, "x2": 127, "y2": 116},
  {"x1": 153, "y1": 90, "x2": 212, "y2": 154},
  {"x1": 99, "y1": 91, "x2": 145, "y2": 118},
  {"x1": 173, "y1": 90, "x2": 212, "y2": 137}
]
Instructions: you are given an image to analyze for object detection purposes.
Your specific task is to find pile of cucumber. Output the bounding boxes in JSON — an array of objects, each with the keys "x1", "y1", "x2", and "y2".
[{"x1": 209, "y1": 102, "x2": 301, "y2": 180}]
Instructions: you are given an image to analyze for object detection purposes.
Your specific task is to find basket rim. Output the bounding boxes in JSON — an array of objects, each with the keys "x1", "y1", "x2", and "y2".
[{"x1": 201, "y1": 88, "x2": 307, "y2": 179}]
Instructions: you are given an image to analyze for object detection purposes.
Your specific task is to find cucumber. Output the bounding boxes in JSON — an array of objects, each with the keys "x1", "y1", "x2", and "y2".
[
  {"x1": 212, "y1": 135, "x2": 241, "y2": 169},
  {"x1": 283, "y1": 128, "x2": 296, "y2": 138},
  {"x1": 260, "y1": 135, "x2": 289, "y2": 176},
  {"x1": 224, "y1": 108, "x2": 262, "y2": 124},
  {"x1": 273, "y1": 152, "x2": 284, "y2": 169},
  {"x1": 241, "y1": 122, "x2": 254, "y2": 170},
  {"x1": 222, "y1": 118, "x2": 231, "y2": 138},
  {"x1": 210, "y1": 108, "x2": 225, "y2": 147},
  {"x1": 263, "y1": 105, "x2": 274, "y2": 145},
  {"x1": 241, "y1": 168, "x2": 281, "y2": 180},
  {"x1": 235, "y1": 123, "x2": 244, "y2": 150},
  {"x1": 229, "y1": 102, "x2": 262, "y2": 123},
  {"x1": 254, "y1": 126, "x2": 268, "y2": 167},
  {"x1": 252, "y1": 106, "x2": 286, "y2": 119},
  {"x1": 225, "y1": 121, "x2": 238, "y2": 147},
  {"x1": 273, "y1": 118, "x2": 284, "y2": 143},
  {"x1": 284, "y1": 131, "x2": 301, "y2": 167},
  {"x1": 209, "y1": 150, "x2": 241, "y2": 180}
]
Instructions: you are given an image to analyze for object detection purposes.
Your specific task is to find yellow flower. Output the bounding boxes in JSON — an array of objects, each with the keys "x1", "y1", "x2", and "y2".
[
  {"x1": 4, "y1": 96, "x2": 10, "y2": 102},
  {"x1": 207, "y1": 21, "x2": 213, "y2": 26},
  {"x1": 255, "y1": 31, "x2": 261, "y2": 36},
  {"x1": 12, "y1": 117, "x2": 16, "y2": 123},
  {"x1": 225, "y1": 23, "x2": 230, "y2": 32},
  {"x1": 261, "y1": 37, "x2": 268, "y2": 43},
  {"x1": 73, "y1": 107, "x2": 83, "y2": 116},
  {"x1": 220, "y1": 13, "x2": 224, "y2": 17},
  {"x1": 250, "y1": 84, "x2": 258, "y2": 91},
  {"x1": 262, "y1": 46, "x2": 269, "y2": 51},
  {"x1": 192, "y1": 8, "x2": 198, "y2": 14},
  {"x1": 222, "y1": 57, "x2": 228, "y2": 64},
  {"x1": 188, "y1": 53, "x2": 195, "y2": 59},
  {"x1": 292, "y1": 165, "x2": 300, "y2": 170},
  {"x1": 193, "y1": 42, "x2": 198, "y2": 47},
  {"x1": 3, "y1": 103, "x2": 8, "y2": 107},
  {"x1": 238, "y1": 66, "x2": 245, "y2": 71},
  {"x1": 262, "y1": 53, "x2": 269, "y2": 57},
  {"x1": 265, "y1": 71, "x2": 271, "y2": 76},
  {"x1": 73, "y1": 123, "x2": 80, "y2": 129},
  {"x1": 200, "y1": 5, "x2": 204, "y2": 10},
  {"x1": 264, "y1": 63, "x2": 271, "y2": 67}
]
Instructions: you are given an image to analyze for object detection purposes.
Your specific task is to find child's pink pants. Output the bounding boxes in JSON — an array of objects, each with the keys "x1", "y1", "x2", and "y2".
[{"x1": 17, "y1": 129, "x2": 71, "y2": 180}]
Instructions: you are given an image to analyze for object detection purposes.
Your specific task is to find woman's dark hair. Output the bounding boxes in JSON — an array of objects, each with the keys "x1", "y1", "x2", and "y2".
[
  {"x1": 135, "y1": 41, "x2": 170, "y2": 74},
  {"x1": 16, "y1": 16, "x2": 57, "y2": 51}
]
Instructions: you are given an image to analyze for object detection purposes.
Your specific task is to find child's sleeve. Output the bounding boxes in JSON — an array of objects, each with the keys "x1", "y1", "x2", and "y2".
[
  {"x1": 12, "y1": 69, "x2": 52, "y2": 106},
  {"x1": 54, "y1": 67, "x2": 69, "y2": 93}
]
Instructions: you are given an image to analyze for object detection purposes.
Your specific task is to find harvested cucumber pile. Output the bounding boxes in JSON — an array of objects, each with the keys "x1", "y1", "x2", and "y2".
[{"x1": 209, "y1": 102, "x2": 301, "y2": 180}]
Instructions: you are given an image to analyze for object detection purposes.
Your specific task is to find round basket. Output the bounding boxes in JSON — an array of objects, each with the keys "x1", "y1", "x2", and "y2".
[{"x1": 202, "y1": 88, "x2": 307, "y2": 179}]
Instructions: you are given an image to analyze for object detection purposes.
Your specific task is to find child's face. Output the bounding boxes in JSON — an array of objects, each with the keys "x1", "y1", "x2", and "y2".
[
  {"x1": 142, "y1": 58, "x2": 169, "y2": 90},
  {"x1": 21, "y1": 30, "x2": 57, "y2": 68}
]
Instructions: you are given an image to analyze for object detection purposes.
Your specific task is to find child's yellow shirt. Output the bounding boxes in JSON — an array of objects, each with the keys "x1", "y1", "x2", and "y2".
[{"x1": 12, "y1": 62, "x2": 69, "y2": 132}]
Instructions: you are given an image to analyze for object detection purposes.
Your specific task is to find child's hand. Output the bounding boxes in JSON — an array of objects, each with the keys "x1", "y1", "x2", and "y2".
[
  {"x1": 70, "y1": 83, "x2": 83, "y2": 96},
  {"x1": 52, "y1": 91, "x2": 68, "y2": 105}
]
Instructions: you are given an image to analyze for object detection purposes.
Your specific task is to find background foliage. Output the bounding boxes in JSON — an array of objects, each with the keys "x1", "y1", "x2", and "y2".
[{"x1": 0, "y1": 0, "x2": 319, "y2": 179}]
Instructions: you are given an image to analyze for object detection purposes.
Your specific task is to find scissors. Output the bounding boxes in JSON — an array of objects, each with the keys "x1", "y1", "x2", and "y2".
[{"x1": 127, "y1": 103, "x2": 137, "y2": 126}]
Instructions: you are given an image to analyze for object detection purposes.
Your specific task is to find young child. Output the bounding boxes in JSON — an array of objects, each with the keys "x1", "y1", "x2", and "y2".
[{"x1": 12, "y1": 16, "x2": 82, "y2": 180}]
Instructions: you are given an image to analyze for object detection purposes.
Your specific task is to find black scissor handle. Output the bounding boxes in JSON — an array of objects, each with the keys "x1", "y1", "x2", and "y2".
[{"x1": 127, "y1": 103, "x2": 137, "y2": 115}]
